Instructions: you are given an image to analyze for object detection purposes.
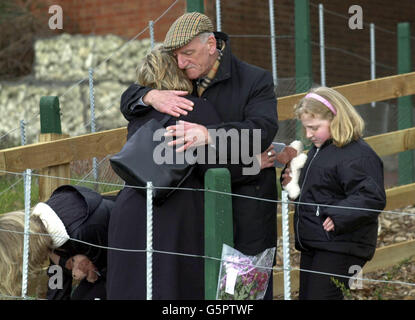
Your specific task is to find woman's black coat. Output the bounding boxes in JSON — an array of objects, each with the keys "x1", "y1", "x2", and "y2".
[
  {"x1": 119, "y1": 32, "x2": 279, "y2": 257},
  {"x1": 107, "y1": 97, "x2": 236, "y2": 299},
  {"x1": 293, "y1": 139, "x2": 386, "y2": 260}
]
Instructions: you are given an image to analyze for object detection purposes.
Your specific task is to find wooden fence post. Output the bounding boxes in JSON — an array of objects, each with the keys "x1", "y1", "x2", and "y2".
[
  {"x1": 204, "y1": 168, "x2": 234, "y2": 300},
  {"x1": 38, "y1": 96, "x2": 70, "y2": 202},
  {"x1": 397, "y1": 22, "x2": 414, "y2": 185}
]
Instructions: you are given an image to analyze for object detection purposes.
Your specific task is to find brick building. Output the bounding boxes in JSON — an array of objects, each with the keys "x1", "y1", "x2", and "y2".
[{"x1": 39, "y1": 0, "x2": 415, "y2": 89}]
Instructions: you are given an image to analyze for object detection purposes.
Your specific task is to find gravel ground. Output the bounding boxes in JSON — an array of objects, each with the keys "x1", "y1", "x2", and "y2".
[{"x1": 275, "y1": 206, "x2": 415, "y2": 300}]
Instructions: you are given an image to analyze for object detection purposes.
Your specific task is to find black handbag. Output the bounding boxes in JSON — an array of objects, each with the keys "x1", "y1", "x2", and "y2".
[{"x1": 110, "y1": 114, "x2": 194, "y2": 203}]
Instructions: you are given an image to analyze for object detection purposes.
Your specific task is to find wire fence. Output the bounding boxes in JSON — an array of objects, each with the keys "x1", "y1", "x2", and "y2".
[
  {"x1": 0, "y1": 1, "x2": 412, "y2": 186},
  {"x1": 0, "y1": 169, "x2": 414, "y2": 300},
  {"x1": 0, "y1": 0, "x2": 414, "y2": 300}
]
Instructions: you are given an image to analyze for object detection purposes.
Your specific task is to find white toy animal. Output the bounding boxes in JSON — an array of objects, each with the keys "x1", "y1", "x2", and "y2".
[{"x1": 282, "y1": 140, "x2": 308, "y2": 200}]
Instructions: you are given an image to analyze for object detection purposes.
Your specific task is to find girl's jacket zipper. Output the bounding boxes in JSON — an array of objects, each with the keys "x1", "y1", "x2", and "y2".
[{"x1": 296, "y1": 147, "x2": 320, "y2": 251}]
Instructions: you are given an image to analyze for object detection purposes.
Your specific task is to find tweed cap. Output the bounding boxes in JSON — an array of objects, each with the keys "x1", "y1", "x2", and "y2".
[{"x1": 163, "y1": 12, "x2": 214, "y2": 51}]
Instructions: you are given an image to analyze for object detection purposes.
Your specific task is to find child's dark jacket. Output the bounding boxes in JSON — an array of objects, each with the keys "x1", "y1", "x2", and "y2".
[{"x1": 294, "y1": 138, "x2": 386, "y2": 260}]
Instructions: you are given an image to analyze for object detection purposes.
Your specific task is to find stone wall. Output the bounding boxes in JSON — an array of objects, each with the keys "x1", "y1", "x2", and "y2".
[{"x1": 0, "y1": 34, "x2": 153, "y2": 146}]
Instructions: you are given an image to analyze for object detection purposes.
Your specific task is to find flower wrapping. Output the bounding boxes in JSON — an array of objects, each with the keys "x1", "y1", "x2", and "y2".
[{"x1": 216, "y1": 244, "x2": 276, "y2": 300}]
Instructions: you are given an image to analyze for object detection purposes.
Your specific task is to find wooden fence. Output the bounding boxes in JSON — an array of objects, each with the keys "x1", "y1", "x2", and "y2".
[{"x1": 1, "y1": 71, "x2": 415, "y2": 298}]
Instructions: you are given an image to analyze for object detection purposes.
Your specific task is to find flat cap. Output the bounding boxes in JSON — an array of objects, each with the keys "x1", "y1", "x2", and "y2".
[{"x1": 163, "y1": 12, "x2": 214, "y2": 51}]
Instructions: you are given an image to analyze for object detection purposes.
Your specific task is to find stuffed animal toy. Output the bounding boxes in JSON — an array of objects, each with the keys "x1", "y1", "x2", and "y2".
[
  {"x1": 65, "y1": 254, "x2": 100, "y2": 283},
  {"x1": 278, "y1": 140, "x2": 308, "y2": 200}
]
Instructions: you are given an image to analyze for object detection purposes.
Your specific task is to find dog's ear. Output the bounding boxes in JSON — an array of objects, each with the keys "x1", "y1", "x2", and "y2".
[
  {"x1": 76, "y1": 256, "x2": 93, "y2": 274},
  {"x1": 86, "y1": 270, "x2": 99, "y2": 283},
  {"x1": 65, "y1": 257, "x2": 74, "y2": 270}
]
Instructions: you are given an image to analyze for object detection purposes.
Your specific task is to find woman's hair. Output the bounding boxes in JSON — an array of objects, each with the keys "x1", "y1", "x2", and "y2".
[
  {"x1": 0, "y1": 211, "x2": 52, "y2": 297},
  {"x1": 294, "y1": 86, "x2": 365, "y2": 147},
  {"x1": 136, "y1": 45, "x2": 193, "y2": 92}
]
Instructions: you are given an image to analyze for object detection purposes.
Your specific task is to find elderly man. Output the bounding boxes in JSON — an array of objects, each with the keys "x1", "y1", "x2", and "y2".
[{"x1": 117, "y1": 12, "x2": 278, "y2": 299}]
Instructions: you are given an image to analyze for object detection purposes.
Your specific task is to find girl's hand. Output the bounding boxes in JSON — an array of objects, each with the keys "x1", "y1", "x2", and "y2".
[
  {"x1": 323, "y1": 217, "x2": 335, "y2": 232},
  {"x1": 281, "y1": 167, "x2": 292, "y2": 186}
]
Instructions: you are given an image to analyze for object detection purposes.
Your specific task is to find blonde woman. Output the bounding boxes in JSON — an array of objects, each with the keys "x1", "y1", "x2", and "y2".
[
  {"x1": 107, "y1": 46, "x2": 223, "y2": 300},
  {"x1": 282, "y1": 86, "x2": 386, "y2": 299},
  {"x1": 0, "y1": 185, "x2": 114, "y2": 299}
]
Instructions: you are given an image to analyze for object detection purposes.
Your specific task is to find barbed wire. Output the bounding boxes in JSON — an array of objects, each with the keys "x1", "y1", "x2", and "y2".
[
  {"x1": 310, "y1": 41, "x2": 396, "y2": 71},
  {"x1": 0, "y1": 225, "x2": 413, "y2": 302},
  {"x1": 0, "y1": 169, "x2": 413, "y2": 299},
  {"x1": 60, "y1": 0, "x2": 179, "y2": 100},
  {"x1": 0, "y1": 112, "x2": 40, "y2": 143},
  {"x1": 228, "y1": 34, "x2": 294, "y2": 39},
  {"x1": 0, "y1": 168, "x2": 414, "y2": 218},
  {"x1": 0, "y1": 0, "x2": 180, "y2": 145},
  {"x1": 0, "y1": 176, "x2": 23, "y2": 198},
  {"x1": 309, "y1": 1, "x2": 415, "y2": 40}
]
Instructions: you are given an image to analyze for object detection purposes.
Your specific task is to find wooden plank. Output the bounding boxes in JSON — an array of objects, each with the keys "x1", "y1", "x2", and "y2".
[
  {"x1": 0, "y1": 152, "x2": 6, "y2": 176},
  {"x1": 1, "y1": 74, "x2": 414, "y2": 172},
  {"x1": 38, "y1": 133, "x2": 71, "y2": 202},
  {"x1": 278, "y1": 71, "x2": 415, "y2": 120},
  {"x1": 0, "y1": 127, "x2": 127, "y2": 172},
  {"x1": 364, "y1": 239, "x2": 415, "y2": 273},
  {"x1": 273, "y1": 239, "x2": 415, "y2": 298},
  {"x1": 365, "y1": 127, "x2": 415, "y2": 157},
  {"x1": 277, "y1": 211, "x2": 294, "y2": 236},
  {"x1": 384, "y1": 183, "x2": 415, "y2": 211}
]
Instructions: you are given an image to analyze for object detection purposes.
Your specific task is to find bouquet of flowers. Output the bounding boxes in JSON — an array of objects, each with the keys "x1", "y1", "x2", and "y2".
[{"x1": 216, "y1": 244, "x2": 275, "y2": 300}]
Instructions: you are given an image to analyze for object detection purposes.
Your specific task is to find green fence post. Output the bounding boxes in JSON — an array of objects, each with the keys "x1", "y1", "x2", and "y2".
[
  {"x1": 38, "y1": 96, "x2": 70, "y2": 202},
  {"x1": 397, "y1": 22, "x2": 414, "y2": 185},
  {"x1": 187, "y1": 0, "x2": 204, "y2": 13},
  {"x1": 40, "y1": 96, "x2": 62, "y2": 134},
  {"x1": 204, "y1": 168, "x2": 234, "y2": 300},
  {"x1": 295, "y1": 0, "x2": 313, "y2": 139}
]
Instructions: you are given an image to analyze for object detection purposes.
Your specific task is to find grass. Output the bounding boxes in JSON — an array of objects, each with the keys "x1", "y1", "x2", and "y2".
[
  {"x1": 0, "y1": 174, "x2": 39, "y2": 214},
  {"x1": 0, "y1": 170, "x2": 121, "y2": 215},
  {"x1": 371, "y1": 257, "x2": 413, "y2": 300}
]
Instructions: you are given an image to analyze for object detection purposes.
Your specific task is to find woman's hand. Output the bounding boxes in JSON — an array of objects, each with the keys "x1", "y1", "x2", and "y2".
[
  {"x1": 165, "y1": 120, "x2": 211, "y2": 152},
  {"x1": 323, "y1": 217, "x2": 335, "y2": 232},
  {"x1": 48, "y1": 251, "x2": 61, "y2": 265}
]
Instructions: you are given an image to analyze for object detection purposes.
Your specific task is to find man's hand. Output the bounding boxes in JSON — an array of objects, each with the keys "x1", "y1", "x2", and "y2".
[
  {"x1": 255, "y1": 145, "x2": 277, "y2": 170},
  {"x1": 143, "y1": 89, "x2": 194, "y2": 117},
  {"x1": 165, "y1": 120, "x2": 211, "y2": 152}
]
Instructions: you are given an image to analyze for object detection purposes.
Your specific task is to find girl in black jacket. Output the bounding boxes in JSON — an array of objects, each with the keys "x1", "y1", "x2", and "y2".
[{"x1": 283, "y1": 87, "x2": 386, "y2": 300}]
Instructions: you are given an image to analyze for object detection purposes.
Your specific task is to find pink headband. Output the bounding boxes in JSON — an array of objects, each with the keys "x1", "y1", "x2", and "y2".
[{"x1": 305, "y1": 93, "x2": 337, "y2": 115}]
